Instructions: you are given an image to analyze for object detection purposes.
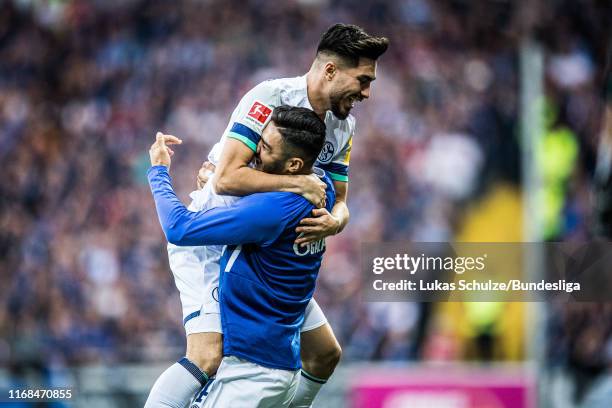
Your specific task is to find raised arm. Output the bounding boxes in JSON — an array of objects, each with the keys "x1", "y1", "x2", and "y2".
[
  {"x1": 147, "y1": 133, "x2": 284, "y2": 247},
  {"x1": 148, "y1": 165, "x2": 284, "y2": 246}
]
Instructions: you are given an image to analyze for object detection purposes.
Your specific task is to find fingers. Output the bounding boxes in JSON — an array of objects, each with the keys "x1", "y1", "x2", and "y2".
[
  {"x1": 156, "y1": 132, "x2": 165, "y2": 146},
  {"x1": 296, "y1": 225, "x2": 322, "y2": 234},
  {"x1": 157, "y1": 132, "x2": 182, "y2": 145},
  {"x1": 312, "y1": 195, "x2": 326, "y2": 208},
  {"x1": 202, "y1": 161, "x2": 216, "y2": 172},
  {"x1": 295, "y1": 234, "x2": 322, "y2": 246},
  {"x1": 298, "y1": 209, "x2": 328, "y2": 225},
  {"x1": 163, "y1": 135, "x2": 182, "y2": 145},
  {"x1": 298, "y1": 217, "x2": 320, "y2": 226},
  {"x1": 311, "y1": 208, "x2": 328, "y2": 217},
  {"x1": 165, "y1": 135, "x2": 182, "y2": 145},
  {"x1": 309, "y1": 173, "x2": 326, "y2": 186},
  {"x1": 199, "y1": 163, "x2": 214, "y2": 178},
  {"x1": 197, "y1": 176, "x2": 208, "y2": 189}
]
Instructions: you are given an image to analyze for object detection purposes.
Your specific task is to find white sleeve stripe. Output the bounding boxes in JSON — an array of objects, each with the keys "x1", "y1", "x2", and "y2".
[{"x1": 224, "y1": 245, "x2": 242, "y2": 272}]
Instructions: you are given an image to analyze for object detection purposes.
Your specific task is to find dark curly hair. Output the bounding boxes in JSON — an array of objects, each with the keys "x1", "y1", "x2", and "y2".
[
  {"x1": 317, "y1": 23, "x2": 389, "y2": 67},
  {"x1": 271, "y1": 106, "x2": 326, "y2": 168}
]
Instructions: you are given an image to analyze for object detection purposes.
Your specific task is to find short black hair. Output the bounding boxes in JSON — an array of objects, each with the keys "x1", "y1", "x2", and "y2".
[
  {"x1": 271, "y1": 106, "x2": 326, "y2": 168},
  {"x1": 317, "y1": 23, "x2": 389, "y2": 67}
]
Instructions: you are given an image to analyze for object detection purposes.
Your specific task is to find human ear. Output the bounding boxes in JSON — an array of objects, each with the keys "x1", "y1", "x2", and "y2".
[
  {"x1": 285, "y1": 157, "x2": 305, "y2": 174},
  {"x1": 324, "y1": 61, "x2": 337, "y2": 81}
]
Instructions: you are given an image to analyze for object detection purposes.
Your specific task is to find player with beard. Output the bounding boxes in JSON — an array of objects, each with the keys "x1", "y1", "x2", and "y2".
[
  {"x1": 145, "y1": 24, "x2": 388, "y2": 408},
  {"x1": 148, "y1": 106, "x2": 335, "y2": 407}
]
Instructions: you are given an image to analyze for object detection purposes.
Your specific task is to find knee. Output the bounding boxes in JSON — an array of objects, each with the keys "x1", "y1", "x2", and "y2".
[
  {"x1": 186, "y1": 334, "x2": 223, "y2": 376},
  {"x1": 306, "y1": 343, "x2": 342, "y2": 372},
  {"x1": 186, "y1": 348, "x2": 222, "y2": 376},
  {"x1": 326, "y1": 343, "x2": 342, "y2": 369}
]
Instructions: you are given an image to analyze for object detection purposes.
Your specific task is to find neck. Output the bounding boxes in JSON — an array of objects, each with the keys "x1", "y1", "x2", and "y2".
[{"x1": 305, "y1": 69, "x2": 328, "y2": 120}]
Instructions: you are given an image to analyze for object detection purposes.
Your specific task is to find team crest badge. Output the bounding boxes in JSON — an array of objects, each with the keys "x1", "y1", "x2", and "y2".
[{"x1": 318, "y1": 141, "x2": 335, "y2": 163}]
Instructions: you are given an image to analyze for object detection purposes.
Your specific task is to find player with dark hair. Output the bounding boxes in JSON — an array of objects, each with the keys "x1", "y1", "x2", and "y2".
[
  {"x1": 147, "y1": 106, "x2": 335, "y2": 407},
  {"x1": 145, "y1": 23, "x2": 389, "y2": 408},
  {"x1": 313, "y1": 23, "x2": 390, "y2": 120}
]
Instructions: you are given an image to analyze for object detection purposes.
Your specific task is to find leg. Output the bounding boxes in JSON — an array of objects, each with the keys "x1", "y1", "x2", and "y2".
[
  {"x1": 145, "y1": 328, "x2": 223, "y2": 408},
  {"x1": 145, "y1": 359, "x2": 207, "y2": 408},
  {"x1": 147, "y1": 181, "x2": 234, "y2": 407},
  {"x1": 202, "y1": 356, "x2": 299, "y2": 408},
  {"x1": 290, "y1": 299, "x2": 341, "y2": 407},
  {"x1": 186, "y1": 332, "x2": 223, "y2": 376},
  {"x1": 146, "y1": 243, "x2": 223, "y2": 407},
  {"x1": 300, "y1": 323, "x2": 342, "y2": 379}
]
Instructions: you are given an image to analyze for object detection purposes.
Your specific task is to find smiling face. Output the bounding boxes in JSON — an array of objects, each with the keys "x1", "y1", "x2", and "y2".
[
  {"x1": 254, "y1": 106, "x2": 326, "y2": 175},
  {"x1": 255, "y1": 121, "x2": 310, "y2": 175},
  {"x1": 327, "y1": 57, "x2": 377, "y2": 120},
  {"x1": 254, "y1": 121, "x2": 289, "y2": 174}
]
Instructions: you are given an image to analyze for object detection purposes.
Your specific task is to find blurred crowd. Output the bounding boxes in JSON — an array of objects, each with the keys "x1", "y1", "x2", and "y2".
[{"x1": 0, "y1": 0, "x2": 610, "y2": 402}]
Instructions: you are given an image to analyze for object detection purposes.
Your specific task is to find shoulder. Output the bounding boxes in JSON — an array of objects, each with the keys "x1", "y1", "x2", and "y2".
[
  {"x1": 243, "y1": 79, "x2": 282, "y2": 104},
  {"x1": 246, "y1": 76, "x2": 308, "y2": 108},
  {"x1": 241, "y1": 191, "x2": 308, "y2": 211},
  {"x1": 272, "y1": 76, "x2": 302, "y2": 90},
  {"x1": 233, "y1": 80, "x2": 282, "y2": 132},
  {"x1": 276, "y1": 76, "x2": 308, "y2": 105},
  {"x1": 251, "y1": 76, "x2": 300, "y2": 94},
  {"x1": 251, "y1": 191, "x2": 309, "y2": 209},
  {"x1": 241, "y1": 191, "x2": 311, "y2": 227}
]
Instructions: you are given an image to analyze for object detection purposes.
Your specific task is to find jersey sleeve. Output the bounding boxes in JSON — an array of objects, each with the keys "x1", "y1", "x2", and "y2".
[
  {"x1": 319, "y1": 118, "x2": 354, "y2": 183},
  {"x1": 148, "y1": 165, "x2": 289, "y2": 246},
  {"x1": 225, "y1": 81, "x2": 280, "y2": 153}
]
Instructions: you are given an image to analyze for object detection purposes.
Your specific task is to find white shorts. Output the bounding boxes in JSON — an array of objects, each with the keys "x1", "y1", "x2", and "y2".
[
  {"x1": 168, "y1": 180, "x2": 328, "y2": 336},
  {"x1": 195, "y1": 356, "x2": 299, "y2": 408},
  {"x1": 167, "y1": 179, "x2": 236, "y2": 334}
]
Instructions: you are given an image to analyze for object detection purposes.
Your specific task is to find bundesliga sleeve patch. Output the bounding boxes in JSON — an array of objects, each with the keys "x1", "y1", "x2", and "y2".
[{"x1": 247, "y1": 101, "x2": 272, "y2": 124}]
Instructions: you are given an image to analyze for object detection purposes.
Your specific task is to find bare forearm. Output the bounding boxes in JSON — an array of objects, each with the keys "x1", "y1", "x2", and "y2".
[
  {"x1": 331, "y1": 180, "x2": 349, "y2": 233},
  {"x1": 215, "y1": 165, "x2": 300, "y2": 196},
  {"x1": 331, "y1": 200, "x2": 349, "y2": 233}
]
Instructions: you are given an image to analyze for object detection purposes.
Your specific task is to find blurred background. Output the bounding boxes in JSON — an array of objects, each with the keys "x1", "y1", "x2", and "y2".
[{"x1": 0, "y1": 0, "x2": 610, "y2": 406}]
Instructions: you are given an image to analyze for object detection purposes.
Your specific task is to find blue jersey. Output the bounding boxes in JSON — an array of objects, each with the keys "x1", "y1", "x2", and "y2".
[{"x1": 147, "y1": 166, "x2": 336, "y2": 370}]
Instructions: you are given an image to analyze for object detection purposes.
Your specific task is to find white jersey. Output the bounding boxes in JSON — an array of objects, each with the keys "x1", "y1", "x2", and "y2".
[
  {"x1": 168, "y1": 76, "x2": 339, "y2": 336},
  {"x1": 208, "y1": 75, "x2": 354, "y2": 183}
]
